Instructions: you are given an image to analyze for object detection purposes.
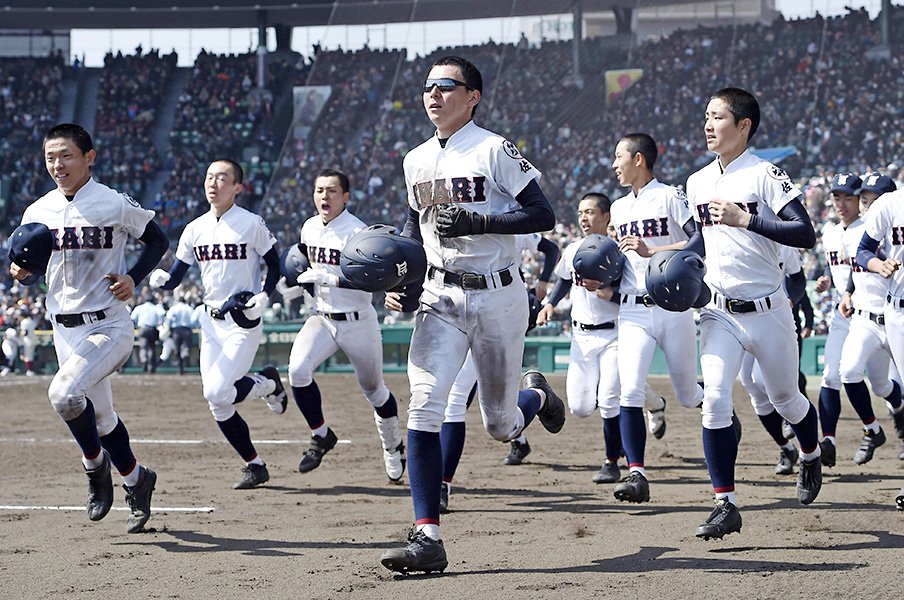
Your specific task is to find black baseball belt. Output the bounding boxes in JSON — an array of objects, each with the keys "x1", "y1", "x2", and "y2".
[
  {"x1": 54, "y1": 310, "x2": 107, "y2": 328},
  {"x1": 887, "y1": 294, "x2": 904, "y2": 309},
  {"x1": 428, "y1": 265, "x2": 515, "y2": 290},
  {"x1": 572, "y1": 320, "x2": 616, "y2": 331},
  {"x1": 320, "y1": 311, "x2": 361, "y2": 321},
  {"x1": 614, "y1": 293, "x2": 655, "y2": 307},
  {"x1": 855, "y1": 309, "x2": 885, "y2": 326}
]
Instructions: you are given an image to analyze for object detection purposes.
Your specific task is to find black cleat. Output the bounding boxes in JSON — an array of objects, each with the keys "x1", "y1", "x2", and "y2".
[
  {"x1": 613, "y1": 470, "x2": 650, "y2": 503},
  {"x1": 899, "y1": 443, "x2": 904, "y2": 461},
  {"x1": 891, "y1": 409, "x2": 904, "y2": 440},
  {"x1": 820, "y1": 439, "x2": 836, "y2": 468},
  {"x1": 731, "y1": 410, "x2": 743, "y2": 444},
  {"x1": 648, "y1": 398, "x2": 667, "y2": 440},
  {"x1": 853, "y1": 427, "x2": 886, "y2": 465},
  {"x1": 234, "y1": 462, "x2": 269, "y2": 489},
  {"x1": 522, "y1": 370, "x2": 565, "y2": 434},
  {"x1": 797, "y1": 457, "x2": 822, "y2": 505},
  {"x1": 298, "y1": 428, "x2": 338, "y2": 473},
  {"x1": 504, "y1": 439, "x2": 531, "y2": 465},
  {"x1": 124, "y1": 466, "x2": 157, "y2": 533},
  {"x1": 592, "y1": 460, "x2": 620, "y2": 484},
  {"x1": 695, "y1": 499, "x2": 742, "y2": 540},
  {"x1": 897, "y1": 487, "x2": 904, "y2": 511},
  {"x1": 380, "y1": 529, "x2": 448, "y2": 574},
  {"x1": 439, "y1": 482, "x2": 451, "y2": 514},
  {"x1": 259, "y1": 365, "x2": 287, "y2": 414},
  {"x1": 775, "y1": 445, "x2": 798, "y2": 475},
  {"x1": 85, "y1": 450, "x2": 114, "y2": 522}
]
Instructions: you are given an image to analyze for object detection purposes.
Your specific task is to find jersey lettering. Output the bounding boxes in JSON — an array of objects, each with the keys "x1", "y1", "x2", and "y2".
[
  {"x1": 696, "y1": 202, "x2": 758, "y2": 226},
  {"x1": 413, "y1": 176, "x2": 487, "y2": 209},
  {"x1": 193, "y1": 243, "x2": 248, "y2": 262},
  {"x1": 52, "y1": 226, "x2": 114, "y2": 251},
  {"x1": 617, "y1": 217, "x2": 670, "y2": 238},
  {"x1": 891, "y1": 226, "x2": 904, "y2": 246},
  {"x1": 308, "y1": 245, "x2": 341, "y2": 266},
  {"x1": 826, "y1": 250, "x2": 842, "y2": 266},
  {"x1": 848, "y1": 257, "x2": 866, "y2": 272}
]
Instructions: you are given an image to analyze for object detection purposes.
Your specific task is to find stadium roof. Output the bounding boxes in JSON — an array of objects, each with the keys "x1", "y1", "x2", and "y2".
[{"x1": 3, "y1": 0, "x2": 710, "y2": 29}]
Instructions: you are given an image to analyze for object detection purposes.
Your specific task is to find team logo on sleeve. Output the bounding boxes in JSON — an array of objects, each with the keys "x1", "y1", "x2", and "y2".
[
  {"x1": 121, "y1": 193, "x2": 141, "y2": 208},
  {"x1": 502, "y1": 140, "x2": 523, "y2": 160},
  {"x1": 767, "y1": 165, "x2": 790, "y2": 180}
]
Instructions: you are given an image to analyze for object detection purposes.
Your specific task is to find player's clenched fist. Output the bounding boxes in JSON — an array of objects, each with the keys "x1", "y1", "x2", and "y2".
[
  {"x1": 873, "y1": 258, "x2": 901, "y2": 279},
  {"x1": 298, "y1": 269, "x2": 339, "y2": 287},
  {"x1": 106, "y1": 273, "x2": 135, "y2": 301},
  {"x1": 708, "y1": 198, "x2": 751, "y2": 228},
  {"x1": 243, "y1": 291, "x2": 270, "y2": 320},
  {"x1": 536, "y1": 303, "x2": 555, "y2": 327},
  {"x1": 149, "y1": 268, "x2": 170, "y2": 289},
  {"x1": 435, "y1": 204, "x2": 488, "y2": 238}
]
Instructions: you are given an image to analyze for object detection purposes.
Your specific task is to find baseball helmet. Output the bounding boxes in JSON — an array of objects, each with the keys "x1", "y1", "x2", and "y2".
[
  {"x1": 9, "y1": 222, "x2": 54, "y2": 286},
  {"x1": 645, "y1": 249, "x2": 709, "y2": 312},
  {"x1": 526, "y1": 291, "x2": 543, "y2": 332},
  {"x1": 572, "y1": 234, "x2": 624, "y2": 288},
  {"x1": 280, "y1": 243, "x2": 315, "y2": 296},
  {"x1": 212, "y1": 290, "x2": 261, "y2": 329},
  {"x1": 340, "y1": 225, "x2": 427, "y2": 293}
]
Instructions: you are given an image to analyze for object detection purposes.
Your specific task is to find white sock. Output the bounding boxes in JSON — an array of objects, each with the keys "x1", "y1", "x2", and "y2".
[
  {"x1": 513, "y1": 433, "x2": 527, "y2": 444},
  {"x1": 800, "y1": 446, "x2": 820, "y2": 462},
  {"x1": 121, "y1": 464, "x2": 141, "y2": 488},
  {"x1": 864, "y1": 421, "x2": 880, "y2": 434},
  {"x1": 82, "y1": 453, "x2": 104, "y2": 470},
  {"x1": 629, "y1": 466, "x2": 646, "y2": 477},
  {"x1": 716, "y1": 492, "x2": 737, "y2": 506},
  {"x1": 823, "y1": 435, "x2": 836, "y2": 446},
  {"x1": 417, "y1": 523, "x2": 441, "y2": 541},
  {"x1": 311, "y1": 424, "x2": 329, "y2": 438},
  {"x1": 781, "y1": 441, "x2": 795, "y2": 451},
  {"x1": 246, "y1": 456, "x2": 265, "y2": 467}
]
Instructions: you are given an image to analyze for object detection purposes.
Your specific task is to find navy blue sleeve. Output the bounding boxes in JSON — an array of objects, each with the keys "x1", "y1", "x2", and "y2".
[
  {"x1": 798, "y1": 293, "x2": 815, "y2": 329},
  {"x1": 546, "y1": 277, "x2": 572, "y2": 307},
  {"x1": 483, "y1": 180, "x2": 555, "y2": 234},
  {"x1": 127, "y1": 220, "x2": 169, "y2": 285},
  {"x1": 401, "y1": 206, "x2": 423, "y2": 242},
  {"x1": 262, "y1": 246, "x2": 280, "y2": 296},
  {"x1": 856, "y1": 232, "x2": 881, "y2": 270},
  {"x1": 536, "y1": 236, "x2": 560, "y2": 282},
  {"x1": 160, "y1": 260, "x2": 191, "y2": 291},
  {"x1": 785, "y1": 269, "x2": 806, "y2": 305},
  {"x1": 682, "y1": 218, "x2": 705, "y2": 256},
  {"x1": 746, "y1": 199, "x2": 816, "y2": 249}
]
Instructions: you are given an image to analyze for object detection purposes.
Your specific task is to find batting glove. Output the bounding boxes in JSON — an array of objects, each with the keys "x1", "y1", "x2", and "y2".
[
  {"x1": 435, "y1": 205, "x2": 488, "y2": 238},
  {"x1": 298, "y1": 269, "x2": 340, "y2": 287},
  {"x1": 149, "y1": 268, "x2": 170, "y2": 289},
  {"x1": 243, "y1": 291, "x2": 270, "y2": 320}
]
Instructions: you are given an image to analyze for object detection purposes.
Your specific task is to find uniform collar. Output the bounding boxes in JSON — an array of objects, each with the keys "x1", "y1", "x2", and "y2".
[
  {"x1": 717, "y1": 148, "x2": 754, "y2": 173},
  {"x1": 435, "y1": 120, "x2": 477, "y2": 148},
  {"x1": 56, "y1": 177, "x2": 97, "y2": 202}
]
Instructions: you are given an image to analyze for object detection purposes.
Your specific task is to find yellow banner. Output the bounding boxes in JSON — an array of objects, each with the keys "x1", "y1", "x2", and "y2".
[{"x1": 605, "y1": 69, "x2": 643, "y2": 106}]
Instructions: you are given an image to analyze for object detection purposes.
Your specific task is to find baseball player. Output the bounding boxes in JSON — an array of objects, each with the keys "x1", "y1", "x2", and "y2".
[
  {"x1": 380, "y1": 55, "x2": 562, "y2": 574},
  {"x1": 8, "y1": 123, "x2": 167, "y2": 533},
  {"x1": 0, "y1": 328, "x2": 19, "y2": 376},
  {"x1": 850, "y1": 174, "x2": 904, "y2": 465},
  {"x1": 687, "y1": 88, "x2": 821, "y2": 540},
  {"x1": 607, "y1": 132, "x2": 705, "y2": 504},
  {"x1": 163, "y1": 291, "x2": 195, "y2": 375},
  {"x1": 149, "y1": 158, "x2": 287, "y2": 490},
  {"x1": 130, "y1": 295, "x2": 165, "y2": 373},
  {"x1": 18, "y1": 310, "x2": 39, "y2": 375},
  {"x1": 282, "y1": 168, "x2": 406, "y2": 482}
]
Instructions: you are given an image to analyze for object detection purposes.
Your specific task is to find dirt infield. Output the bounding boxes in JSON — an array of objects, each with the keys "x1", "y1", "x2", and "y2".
[{"x1": 1, "y1": 372, "x2": 902, "y2": 599}]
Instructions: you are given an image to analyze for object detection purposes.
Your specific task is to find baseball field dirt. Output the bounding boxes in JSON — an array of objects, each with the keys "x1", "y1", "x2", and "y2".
[{"x1": 1, "y1": 373, "x2": 902, "y2": 599}]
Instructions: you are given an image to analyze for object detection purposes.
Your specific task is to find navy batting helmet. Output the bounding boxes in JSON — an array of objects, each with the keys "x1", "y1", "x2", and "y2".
[
  {"x1": 340, "y1": 225, "x2": 427, "y2": 293},
  {"x1": 572, "y1": 234, "x2": 624, "y2": 288},
  {"x1": 9, "y1": 222, "x2": 54, "y2": 286},
  {"x1": 212, "y1": 291, "x2": 261, "y2": 328},
  {"x1": 645, "y1": 249, "x2": 709, "y2": 312},
  {"x1": 280, "y1": 243, "x2": 315, "y2": 296}
]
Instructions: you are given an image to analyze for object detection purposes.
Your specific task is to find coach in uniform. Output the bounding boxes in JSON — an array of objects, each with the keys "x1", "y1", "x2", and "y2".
[
  {"x1": 9, "y1": 123, "x2": 168, "y2": 533},
  {"x1": 379, "y1": 55, "x2": 564, "y2": 574}
]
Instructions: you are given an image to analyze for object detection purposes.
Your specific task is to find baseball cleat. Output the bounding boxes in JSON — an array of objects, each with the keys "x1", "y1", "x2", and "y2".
[
  {"x1": 647, "y1": 398, "x2": 667, "y2": 439},
  {"x1": 774, "y1": 445, "x2": 798, "y2": 476},
  {"x1": 259, "y1": 365, "x2": 287, "y2": 414},
  {"x1": 853, "y1": 427, "x2": 886, "y2": 465},
  {"x1": 504, "y1": 439, "x2": 531, "y2": 465},
  {"x1": 897, "y1": 487, "x2": 904, "y2": 511},
  {"x1": 384, "y1": 441, "x2": 406, "y2": 482},
  {"x1": 695, "y1": 499, "x2": 742, "y2": 540},
  {"x1": 234, "y1": 462, "x2": 269, "y2": 489},
  {"x1": 380, "y1": 529, "x2": 448, "y2": 574},
  {"x1": 891, "y1": 409, "x2": 904, "y2": 440},
  {"x1": 820, "y1": 439, "x2": 836, "y2": 467},
  {"x1": 298, "y1": 427, "x2": 338, "y2": 473},
  {"x1": 522, "y1": 371, "x2": 565, "y2": 434},
  {"x1": 124, "y1": 466, "x2": 156, "y2": 533},
  {"x1": 85, "y1": 449, "x2": 114, "y2": 522},
  {"x1": 782, "y1": 419, "x2": 796, "y2": 440},
  {"x1": 898, "y1": 443, "x2": 904, "y2": 461},
  {"x1": 614, "y1": 470, "x2": 650, "y2": 503},
  {"x1": 592, "y1": 460, "x2": 620, "y2": 484},
  {"x1": 439, "y1": 482, "x2": 451, "y2": 514},
  {"x1": 797, "y1": 457, "x2": 822, "y2": 505}
]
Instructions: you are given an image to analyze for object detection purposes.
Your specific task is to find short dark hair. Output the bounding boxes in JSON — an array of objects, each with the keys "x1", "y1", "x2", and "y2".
[
  {"x1": 431, "y1": 55, "x2": 482, "y2": 117},
  {"x1": 711, "y1": 87, "x2": 760, "y2": 142},
  {"x1": 212, "y1": 158, "x2": 244, "y2": 184},
  {"x1": 316, "y1": 168, "x2": 350, "y2": 193},
  {"x1": 620, "y1": 133, "x2": 658, "y2": 170},
  {"x1": 44, "y1": 123, "x2": 93, "y2": 154},
  {"x1": 580, "y1": 192, "x2": 612, "y2": 214}
]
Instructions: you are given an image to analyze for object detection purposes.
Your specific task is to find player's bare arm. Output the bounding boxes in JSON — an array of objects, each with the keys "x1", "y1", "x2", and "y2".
[
  {"x1": 619, "y1": 235, "x2": 687, "y2": 257},
  {"x1": 867, "y1": 257, "x2": 901, "y2": 278}
]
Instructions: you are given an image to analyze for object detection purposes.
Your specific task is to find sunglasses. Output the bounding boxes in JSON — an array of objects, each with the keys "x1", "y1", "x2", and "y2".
[{"x1": 423, "y1": 78, "x2": 469, "y2": 93}]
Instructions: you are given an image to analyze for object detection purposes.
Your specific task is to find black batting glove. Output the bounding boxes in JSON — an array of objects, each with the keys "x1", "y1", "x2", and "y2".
[{"x1": 435, "y1": 205, "x2": 488, "y2": 238}]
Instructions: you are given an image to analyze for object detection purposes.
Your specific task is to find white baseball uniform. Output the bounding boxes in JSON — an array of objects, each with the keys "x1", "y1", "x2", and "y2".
[
  {"x1": 18, "y1": 315, "x2": 38, "y2": 365},
  {"x1": 820, "y1": 221, "x2": 854, "y2": 391},
  {"x1": 609, "y1": 178, "x2": 703, "y2": 411},
  {"x1": 287, "y1": 209, "x2": 390, "y2": 408},
  {"x1": 174, "y1": 203, "x2": 276, "y2": 420},
  {"x1": 688, "y1": 150, "x2": 810, "y2": 429},
  {"x1": 405, "y1": 120, "x2": 538, "y2": 440},
  {"x1": 21, "y1": 178, "x2": 153, "y2": 432}
]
